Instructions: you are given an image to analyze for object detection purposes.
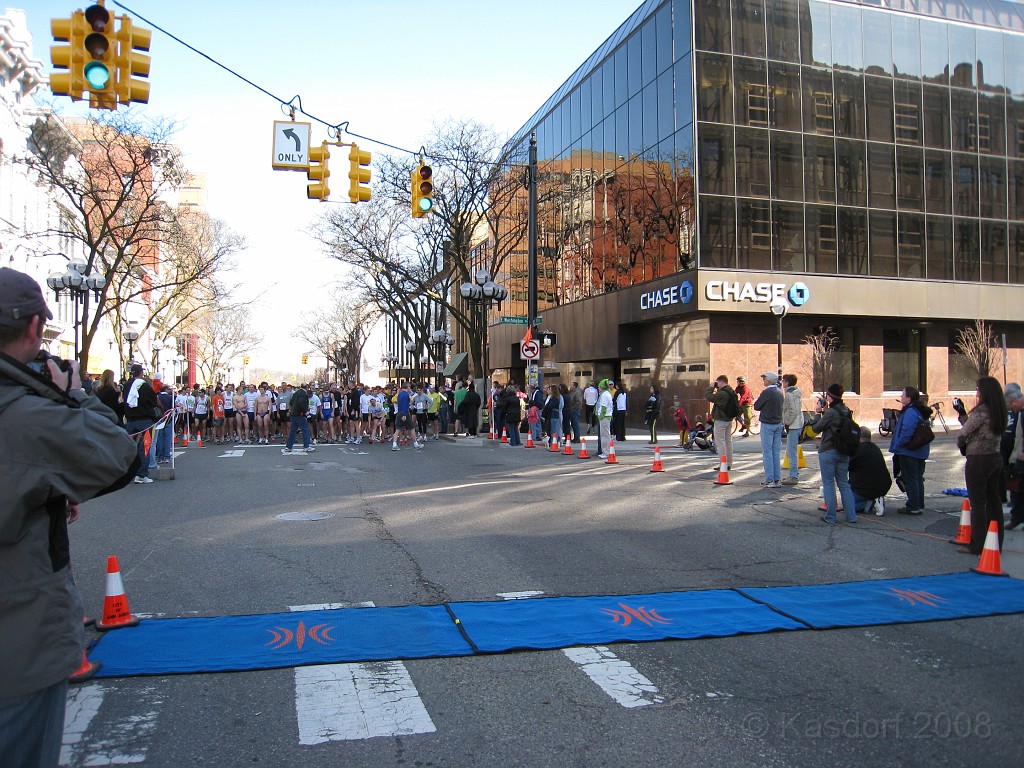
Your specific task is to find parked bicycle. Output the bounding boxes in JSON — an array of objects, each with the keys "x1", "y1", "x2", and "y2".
[
  {"x1": 732, "y1": 412, "x2": 760, "y2": 436},
  {"x1": 878, "y1": 408, "x2": 898, "y2": 436}
]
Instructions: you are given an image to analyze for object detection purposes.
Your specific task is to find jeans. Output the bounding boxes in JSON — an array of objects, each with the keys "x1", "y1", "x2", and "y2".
[
  {"x1": 506, "y1": 418, "x2": 521, "y2": 446},
  {"x1": 567, "y1": 410, "x2": 581, "y2": 442},
  {"x1": 785, "y1": 424, "x2": 801, "y2": 479},
  {"x1": 156, "y1": 418, "x2": 173, "y2": 462},
  {"x1": 530, "y1": 421, "x2": 542, "y2": 442},
  {"x1": 898, "y1": 455, "x2": 926, "y2": 511},
  {"x1": 819, "y1": 448, "x2": 858, "y2": 523},
  {"x1": 124, "y1": 419, "x2": 154, "y2": 478},
  {"x1": 760, "y1": 422, "x2": 783, "y2": 483},
  {"x1": 0, "y1": 678, "x2": 68, "y2": 768},
  {"x1": 286, "y1": 415, "x2": 311, "y2": 449},
  {"x1": 549, "y1": 416, "x2": 562, "y2": 443}
]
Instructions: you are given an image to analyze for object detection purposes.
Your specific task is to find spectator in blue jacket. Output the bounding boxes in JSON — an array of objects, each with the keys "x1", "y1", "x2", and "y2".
[{"x1": 889, "y1": 386, "x2": 931, "y2": 515}]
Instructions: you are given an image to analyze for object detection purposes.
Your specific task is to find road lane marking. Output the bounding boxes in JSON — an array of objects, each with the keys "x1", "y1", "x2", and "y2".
[
  {"x1": 562, "y1": 646, "x2": 666, "y2": 708},
  {"x1": 61, "y1": 681, "x2": 163, "y2": 766},
  {"x1": 289, "y1": 602, "x2": 435, "y2": 744},
  {"x1": 219, "y1": 450, "x2": 245, "y2": 457}
]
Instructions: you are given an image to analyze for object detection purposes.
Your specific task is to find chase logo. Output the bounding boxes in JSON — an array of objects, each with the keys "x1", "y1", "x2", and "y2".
[
  {"x1": 640, "y1": 280, "x2": 693, "y2": 311},
  {"x1": 680, "y1": 280, "x2": 693, "y2": 303},
  {"x1": 788, "y1": 282, "x2": 810, "y2": 306}
]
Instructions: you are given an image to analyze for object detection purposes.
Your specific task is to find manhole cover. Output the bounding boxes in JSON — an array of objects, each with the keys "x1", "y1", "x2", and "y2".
[{"x1": 276, "y1": 511, "x2": 334, "y2": 521}]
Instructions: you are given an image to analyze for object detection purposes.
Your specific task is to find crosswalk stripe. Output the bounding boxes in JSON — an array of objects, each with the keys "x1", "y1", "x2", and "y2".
[
  {"x1": 289, "y1": 602, "x2": 435, "y2": 744},
  {"x1": 562, "y1": 646, "x2": 666, "y2": 708},
  {"x1": 61, "y1": 681, "x2": 163, "y2": 766}
]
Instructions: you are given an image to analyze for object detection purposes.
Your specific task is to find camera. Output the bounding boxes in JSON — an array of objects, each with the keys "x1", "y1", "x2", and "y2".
[
  {"x1": 816, "y1": 396, "x2": 827, "y2": 409},
  {"x1": 952, "y1": 397, "x2": 962, "y2": 409},
  {"x1": 26, "y1": 351, "x2": 70, "y2": 382}
]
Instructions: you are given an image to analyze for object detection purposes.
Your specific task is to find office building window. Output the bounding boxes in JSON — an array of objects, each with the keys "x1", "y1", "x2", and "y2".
[
  {"x1": 883, "y1": 328, "x2": 923, "y2": 392},
  {"x1": 948, "y1": 329, "x2": 977, "y2": 392}
]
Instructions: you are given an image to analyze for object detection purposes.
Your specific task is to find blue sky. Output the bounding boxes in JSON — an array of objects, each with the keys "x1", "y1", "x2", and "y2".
[{"x1": 23, "y1": 0, "x2": 637, "y2": 370}]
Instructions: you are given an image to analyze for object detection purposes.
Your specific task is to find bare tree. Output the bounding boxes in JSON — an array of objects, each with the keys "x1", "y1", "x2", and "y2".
[
  {"x1": 803, "y1": 327, "x2": 846, "y2": 393},
  {"x1": 189, "y1": 304, "x2": 263, "y2": 384},
  {"x1": 22, "y1": 111, "x2": 232, "y2": 373},
  {"x1": 295, "y1": 292, "x2": 379, "y2": 379},
  {"x1": 954, "y1": 319, "x2": 997, "y2": 379},
  {"x1": 311, "y1": 119, "x2": 530, "y2": 377}
]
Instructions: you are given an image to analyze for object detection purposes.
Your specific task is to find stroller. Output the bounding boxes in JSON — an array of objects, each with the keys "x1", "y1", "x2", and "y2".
[{"x1": 683, "y1": 420, "x2": 717, "y2": 453}]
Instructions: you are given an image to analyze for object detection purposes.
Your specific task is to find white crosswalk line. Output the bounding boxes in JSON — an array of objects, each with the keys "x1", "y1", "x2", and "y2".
[
  {"x1": 562, "y1": 646, "x2": 665, "y2": 708},
  {"x1": 218, "y1": 450, "x2": 245, "y2": 457},
  {"x1": 494, "y1": 592, "x2": 665, "y2": 709},
  {"x1": 289, "y1": 602, "x2": 435, "y2": 744},
  {"x1": 61, "y1": 681, "x2": 163, "y2": 766}
]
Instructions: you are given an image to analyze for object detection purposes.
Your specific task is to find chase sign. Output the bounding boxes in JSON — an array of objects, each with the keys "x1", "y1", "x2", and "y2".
[
  {"x1": 705, "y1": 280, "x2": 810, "y2": 307},
  {"x1": 640, "y1": 280, "x2": 693, "y2": 311}
]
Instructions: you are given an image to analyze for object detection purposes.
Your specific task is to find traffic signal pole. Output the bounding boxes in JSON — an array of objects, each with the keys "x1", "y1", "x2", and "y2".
[{"x1": 527, "y1": 132, "x2": 538, "y2": 338}]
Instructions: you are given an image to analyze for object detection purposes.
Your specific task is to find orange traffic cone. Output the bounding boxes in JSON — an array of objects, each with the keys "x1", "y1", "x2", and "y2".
[
  {"x1": 606, "y1": 440, "x2": 618, "y2": 464},
  {"x1": 96, "y1": 556, "x2": 140, "y2": 631},
  {"x1": 550, "y1": 435, "x2": 560, "y2": 452},
  {"x1": 69, "y1": 650, "x2": 101, "y2": 684},
  {"x1": 650, "y1": 446, "x2": 665, "y2": 472},
  {"x1": 182, "y1": 430, "x2": 190, "y2": 447},
  {"x1": 714, "y1": 455, "x2": 733, "y2": 485},
  {"x1": 971, "y1": 521, "x2": 1008, "y2": 576},
  {"x1": 578, "y1": 438, "x2": 590, "y2": 459},
  {"x1": 488, "y1": 423, "x2": 494, "y2": 440},
  {"x1": 501, "y1": 427, "x2": 509, "y2": 444},
  {"x1": 950, "y1": 499, "x2": 972, "y2": 545},
  {"x1": 563, "y1": 438, "x2": 573, "y2": 456},
  {"x1": 526, "y1": 432, "x2": 535, "y2": 448},
  {"x1": 197, "y1": 432, "x2": 205, "y2": 448}
]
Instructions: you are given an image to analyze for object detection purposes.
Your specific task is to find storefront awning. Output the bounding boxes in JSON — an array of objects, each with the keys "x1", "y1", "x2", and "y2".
[{"x1": 442, "y1": 352, "x2": 469, "y2": 378}]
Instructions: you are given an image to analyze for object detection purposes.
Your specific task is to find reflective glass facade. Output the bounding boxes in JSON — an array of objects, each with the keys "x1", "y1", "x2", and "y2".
[{"x1": 501, "y1": 0, "x2": 1024, "y2": 318}]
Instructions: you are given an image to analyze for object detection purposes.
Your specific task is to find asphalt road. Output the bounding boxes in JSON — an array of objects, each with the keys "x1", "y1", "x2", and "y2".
[{"x1": 60, "y1": 429, "x2": 1024, "y2": 767}]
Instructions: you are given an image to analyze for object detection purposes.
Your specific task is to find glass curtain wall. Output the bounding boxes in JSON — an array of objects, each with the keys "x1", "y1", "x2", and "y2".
[{"x1": 695, "y1": 0, "x2": 1024, "y2": 284}]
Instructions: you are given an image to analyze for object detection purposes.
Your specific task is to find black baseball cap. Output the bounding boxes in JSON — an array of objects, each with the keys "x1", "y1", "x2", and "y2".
[{"x1": 0, "y1": 268, "x2": 53, "y2": 328}]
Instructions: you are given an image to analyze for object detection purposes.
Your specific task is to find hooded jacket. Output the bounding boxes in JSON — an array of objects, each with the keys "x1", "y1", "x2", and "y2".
[
  {"x1": 0, "y1": 351, "x2": 139, "y2": 698},
  {"x1": 810, "y1": 399, "x2": 852, "y2": 453},
  {"x1": 889, "y1": 402, "x2": 932, "y2": 460}
]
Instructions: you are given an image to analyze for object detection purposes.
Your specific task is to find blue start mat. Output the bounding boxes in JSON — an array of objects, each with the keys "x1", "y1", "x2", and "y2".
[
  {"x1": 449, "y1": 590, "x2": 804, "y2": 652},
  {"x1": 90, "y1": 604, "x2": 473, "y2": 677},
  {"x1": 736, "y1": 572, "x2": 1024, "y2": 629}
]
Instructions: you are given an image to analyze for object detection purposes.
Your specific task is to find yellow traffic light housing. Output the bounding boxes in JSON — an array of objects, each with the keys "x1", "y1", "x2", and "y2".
[
  {"x1": 411, "y1": 163, "x2": 434, "y2": 218},
  {"x1": 348, "y1": 143, "x2": 372, "y2": 204},
  {"x1": 301, "y1": 354, "x2": 309, "y2": 365},
  {"x1": 114, "y1": 15, "x2": 151, "y2": 105},
  {"x1": 307, "y1": 141, "x2": 331, "y2": 201},
  {"x1": 50, "y1": 12, "x2": 87, "y2": 98},
  {"x1": 82, "y1": 3, "x2": 116, "y2": 109}
]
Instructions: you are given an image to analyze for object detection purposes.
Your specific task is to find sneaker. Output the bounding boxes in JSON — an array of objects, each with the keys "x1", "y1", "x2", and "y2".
[
  {"x1": 759, "y1": 481, "x2": 776, "y2": 488},
  {"x1": 598, "y1": 453, "x2": 608, "y2": 459},
  {"x1": 305, "y1": 446, "x2": 315, "y2": 452},
  {"x1": 282, "y1": 448, "x2": 293, "y2": 454},
  {"x1": 133, "y1": 476, "x2": 154, "y2": 484},
  {"x1": 781, "y1": 477, "x2": 799, "y2": 486},
  {"x1": 392, "y1": 443, "x2": 399, "y2": 451},
  {"x1": 414, "y1": 441, "x2": 423, "y2": 450},
  {"x1": 355, "y1": 437, "x2": 362, "y2": 444},
  {"x1": 896, "y1": 507, "x2": 922, "y2": 516}
]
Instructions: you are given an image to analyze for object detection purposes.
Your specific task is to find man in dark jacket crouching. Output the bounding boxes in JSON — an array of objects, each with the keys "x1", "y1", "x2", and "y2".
[{"x1": 849, "y1": 426, "x2": 893, "y2": 516}]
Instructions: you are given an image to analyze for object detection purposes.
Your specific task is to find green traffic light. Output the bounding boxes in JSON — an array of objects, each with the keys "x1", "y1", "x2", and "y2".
[
  {"x1": 418, "y1": 198, "x2": 433, "y2": 212},
  {"x1": 84, "y1": 61, "x2": 110, "y2": 89}
]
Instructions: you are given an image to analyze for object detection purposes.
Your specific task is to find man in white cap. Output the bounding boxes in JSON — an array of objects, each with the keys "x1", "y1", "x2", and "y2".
[
  {"x1": 0, "y1": 268, "x2": 138, "y2": 768},
  {"x1": 754, "y1": 371, "x2": 785, "y2": 487}
]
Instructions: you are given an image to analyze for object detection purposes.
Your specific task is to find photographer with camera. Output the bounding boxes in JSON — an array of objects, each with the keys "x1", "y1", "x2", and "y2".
[{"x1": 0, "y1": 268, "x2": 139, "y2": 768}]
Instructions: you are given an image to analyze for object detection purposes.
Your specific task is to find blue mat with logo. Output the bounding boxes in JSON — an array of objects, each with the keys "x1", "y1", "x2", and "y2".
[
  {"x1": 89, "y1": 573, "x2": 1024, "y2": 677},
  {"x1": 736, "y1": 572, "x2": 1024, "y2": 629}
]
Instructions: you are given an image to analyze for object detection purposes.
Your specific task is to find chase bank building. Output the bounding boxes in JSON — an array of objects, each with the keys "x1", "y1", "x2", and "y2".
[{"x1": 486, "y1": 0, "x2": 1024, "y2": 425}]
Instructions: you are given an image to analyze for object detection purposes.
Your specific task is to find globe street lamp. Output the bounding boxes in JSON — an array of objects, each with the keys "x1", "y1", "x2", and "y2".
[
  {"x1": 459, "y1": 269, "x2": 508, "y2": 381},
  {"x1": 45, "y1": 260, "x2": 106, "y2": 361},
  {"x1": 124, "y1": 327, "x2": 140, "y2": 375},
  {"x1": 769, "y1": 301, "x2": 789, "y2": 384},
  {"x1": 429, "y1": 328, "x2": 454, "y2": 386},
  {"x1": 381, "y1": 351, "x2": 399, "y2": 383}
]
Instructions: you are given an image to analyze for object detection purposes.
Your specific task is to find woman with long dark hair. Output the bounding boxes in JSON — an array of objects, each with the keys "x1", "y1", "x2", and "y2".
[{"x1": 956, "y1": 376, "x2": 1009, "y2": 554}]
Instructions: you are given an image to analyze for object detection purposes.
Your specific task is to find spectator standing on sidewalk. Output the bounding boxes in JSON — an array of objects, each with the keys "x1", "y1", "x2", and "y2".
[
  {"x1": 889, "y1": 386, "x2": 932, "y2": 515},
  {"x1": 644, "y1": 385, "x2": 662, "y2": 444},
  {"x1": 584, "y1": 380, "x2": 599, "y2": 435},
  {"x1": 705, "y1": 375, "x2": 737, "y2": 470},
  {"x1": 754, "y1": 372, "x2": 784, "y2": 487},
  {"x1": 956, "y1": 376, "x2": 1008, "y2": 554},
  {"x1": 809, "y1": 384, "x2": 858, "y2": 525},
  {"x1": 735, "y1": 376, "x2": 754, "y2": 437},
  {"x1": 613, "y1": 383, "x2": 628, "y2": 441},
  {"x1": 596, "y1": 378, "x2": 614, "y2": 457},
  {"x1": 781, "y1": 373, "x2": 804, "y2": 485}
]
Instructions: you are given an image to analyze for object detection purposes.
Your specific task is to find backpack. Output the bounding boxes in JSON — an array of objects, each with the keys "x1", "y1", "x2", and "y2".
[
  {"x1": 722, "y1": 388, "x2": 740, "y2": 419},
  {"x1": 291, "y1": 389, "x2": 309, "y2": 416},
  {"x1": 833, "y1": 409, "x2": 861, "y2": 457}
]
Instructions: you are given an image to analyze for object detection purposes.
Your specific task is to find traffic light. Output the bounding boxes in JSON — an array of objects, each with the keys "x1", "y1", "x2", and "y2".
[
  {"x1": 411, "y1": 163, "x2": 433, "y2": 218},
  {"x1": 113, "y1": 15, "x2": 151, "y2": 105},
  {"x1": 348, "y1": 143, "x2": 372, "y2": 203},
  {"x1": 243, "y1": 356, "x2": 250, "y2": 365},
  {"x1": 301, "y1": 354, "x2": 309, "y2": 365},
  {"x1": 50, "y1": 4, "x2": 116, "y2": 108},
  {"x1": 307, "y1": 141, "x2": 330, "y2": 201}
]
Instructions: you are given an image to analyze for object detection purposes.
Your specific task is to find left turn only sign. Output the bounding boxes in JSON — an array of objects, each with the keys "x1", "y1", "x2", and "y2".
[{"x1": 272, "y1": 121, "x2": 311, "y2": 171}]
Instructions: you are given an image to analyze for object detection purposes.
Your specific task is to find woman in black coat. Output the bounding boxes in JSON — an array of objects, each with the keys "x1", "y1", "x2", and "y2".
[{"x1": 460, "y1": 383, "x2": 482, "y2": 437}]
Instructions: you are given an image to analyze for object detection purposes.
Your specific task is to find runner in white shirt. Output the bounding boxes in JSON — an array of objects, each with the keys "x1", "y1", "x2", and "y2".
[
  {"x1": 358, "y1": 388, "x2": 372, "y2": 445},
  {"x1": 307, "y1": 389, "x2": 322, "y2": 444}
]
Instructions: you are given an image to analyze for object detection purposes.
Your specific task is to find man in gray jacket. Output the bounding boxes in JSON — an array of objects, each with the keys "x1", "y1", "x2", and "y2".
[
  {"x1": 754, "y1": 372, "x2": 785, "y2": 487},
  {"x1": 0, "y1": 268, "x2": 139, "y2": 768}
]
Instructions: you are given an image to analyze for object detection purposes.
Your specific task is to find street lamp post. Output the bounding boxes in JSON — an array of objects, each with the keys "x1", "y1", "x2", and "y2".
[
  {"x1": 429, "y1": 328, "x2": 454, "y2": 387},
  {"x1": 382, "y1": 351, "x2": 399, "y2": 384},
  {"x1": 769, "y1": 301, "x2": 788, "y2": 384},
  {"x1": 124, "y1": 328, "x2": 140, "y2": 375},
  {"x1": 458, "y1": 269, "x2": 508, "y2": 382},
  {"x1": 45, "y1": 260, "x2": 106, "y2": 362},
  {"x1": 404, "y1": 341, "x2": 418, "y2": 384}
]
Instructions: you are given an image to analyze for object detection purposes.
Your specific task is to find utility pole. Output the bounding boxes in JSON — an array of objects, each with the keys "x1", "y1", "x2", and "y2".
[{"x1": 527, "y1": 132, "x2": 538, "y2": 335}]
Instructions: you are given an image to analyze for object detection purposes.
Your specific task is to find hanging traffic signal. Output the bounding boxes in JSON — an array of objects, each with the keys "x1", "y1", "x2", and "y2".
[
  {"x1": 411, "y1": 163, "x2": 433, "y2": 218},
  {"x1": 301, "y1": 354, "x2": 309, "y2": 365},
  {"x1": 49, "y1": 12, "x2": 86, "y2": 99},
  {"x1": 348, "y1": 143, "x2": 372, "y2": 203},
  {"x1": 243, "y1": 356, "x2": 250, "y2": 365},
  {"x1": 82, "y1": 3, "x2": 116, "y2": 109},
  {"x1": 113, "y1": 15, "x2": 151, "y2": 105},
  {"x1": 307, "y1": 141, "x2": 330, "y2": 201}
]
